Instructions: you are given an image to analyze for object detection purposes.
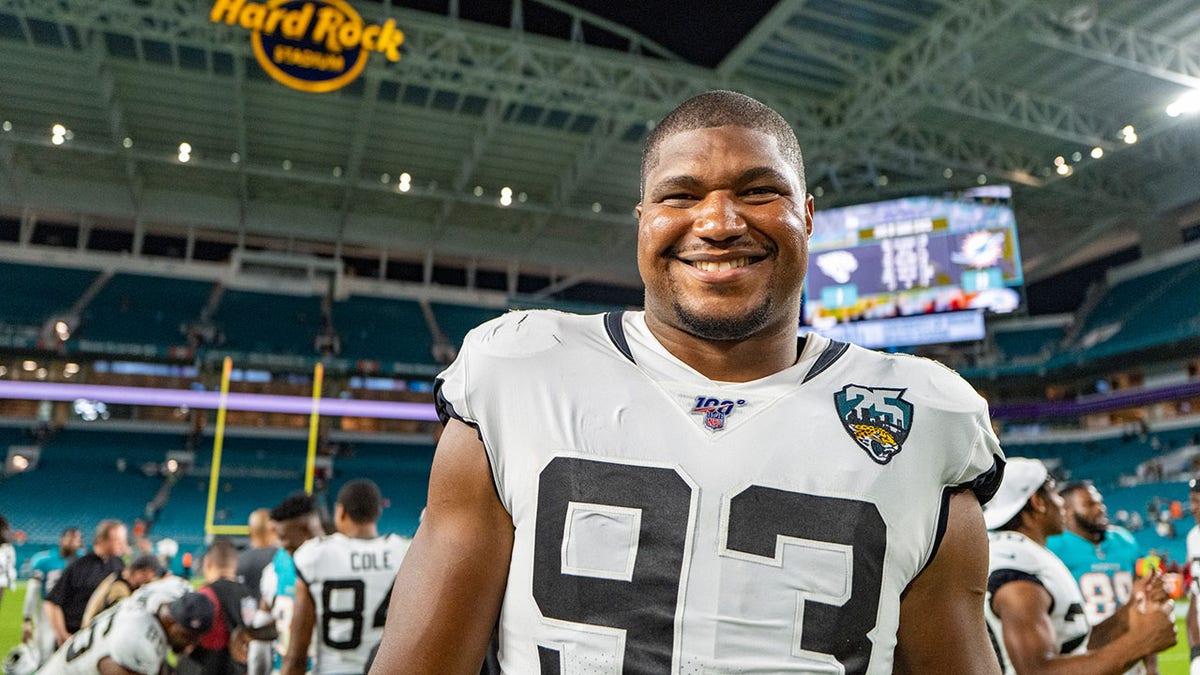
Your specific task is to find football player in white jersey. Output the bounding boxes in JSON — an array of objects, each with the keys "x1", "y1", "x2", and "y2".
[
  {"x1": 250, "y1": 492, "x2": 325, "y2": 675},
  {"x1": 373, "y1": 90, "x2": 1009, "y2": 674},
  {"x1": 283, "y1": 479, "x2": 409, "y2": 675},
  {"x1": 37, "y1": 590, "x2": 213, "y2": 675},
  {"x1": 1185, "y1": 478, "x2": 1200, "y2": 675},
  {"x1": 983, "y1": 458, "x2": 1175, "y2": 674}
]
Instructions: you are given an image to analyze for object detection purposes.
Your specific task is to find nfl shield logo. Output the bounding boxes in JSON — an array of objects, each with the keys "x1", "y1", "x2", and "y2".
[{"x1": 691, "y1": 395, "x2": 746, "y2": 432}]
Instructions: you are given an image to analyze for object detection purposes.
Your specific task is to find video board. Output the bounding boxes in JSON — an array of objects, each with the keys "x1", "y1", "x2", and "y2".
[{"x1": 804, "y1": 185, "x2": 1023, "y2": 335}]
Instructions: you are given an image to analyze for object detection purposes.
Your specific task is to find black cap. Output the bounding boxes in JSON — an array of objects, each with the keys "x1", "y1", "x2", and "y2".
[
  {"x1": 1190, "y1": 478, "x2": 1200, "y2": 493},
  {"x1": 167, "y1": 592, "x2": 214, "y2": 634}
]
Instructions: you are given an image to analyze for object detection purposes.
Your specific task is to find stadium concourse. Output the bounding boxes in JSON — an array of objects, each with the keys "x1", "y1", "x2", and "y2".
[{"x1": 1, "y1": 0, "x2": 1200, "y2": 672}]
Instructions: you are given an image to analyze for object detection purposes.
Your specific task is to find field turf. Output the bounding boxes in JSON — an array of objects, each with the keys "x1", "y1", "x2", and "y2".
[{"x1": 0, "y1": 581, "x2": 1194, "y2": 671}]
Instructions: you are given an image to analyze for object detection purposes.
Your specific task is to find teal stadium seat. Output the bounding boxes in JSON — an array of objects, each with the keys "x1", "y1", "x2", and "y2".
[
  {"x1": 0, "y1": 262, "x2": 97, "y2": 327},
  {"x1": 333, "y1": 296, "x2": 436, "y2": 366},
  {"x1": 430, "y1": 303, "x2": 506, "y2": 348},
  {"x1": 78, "y1": 273, "x2": 212, "y2": 348},
  {"x1": 215, "y1": 290, "x2": 323, "y2": 355}
]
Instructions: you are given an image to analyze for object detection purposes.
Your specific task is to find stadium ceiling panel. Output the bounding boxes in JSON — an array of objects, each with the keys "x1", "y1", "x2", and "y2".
[{"x1": 0, "y1": 0, "x2": 1198, "y2": 292}]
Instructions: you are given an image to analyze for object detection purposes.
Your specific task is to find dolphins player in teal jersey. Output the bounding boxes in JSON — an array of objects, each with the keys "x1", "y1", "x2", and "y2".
[{"x1": 1047, "y1": 481, "x2": 1151, "y2": 674}]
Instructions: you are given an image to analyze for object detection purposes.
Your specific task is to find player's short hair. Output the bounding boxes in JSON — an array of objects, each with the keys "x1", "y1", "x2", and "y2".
[
  {"x1": 60, "y1": 527, "x2": 81, "y2": 539},
  {"x1": 94, "y1": 519, "x2": 125, "y2": 545},
  {"x1": 337, "y1": 479, "x2": 383, "y2": 524},
  {"x1": 640, "y1": 90, "x2": 805, "y2": 197},
  {"x1": 1057, "y1": 480, "x2": 1094, "y2": 500},
  {"x1": 269, "y1": 492, "x2": 317, "y2": 522},
  {"x1": 0, "y1": 514, "x2": 9, "y2": 544},
  {"x1": 128, "y1": 554, "x2": 163, "y2": 575},
  {"x1": 204, "y1": 538, "x2": 238, "y2": 570}
]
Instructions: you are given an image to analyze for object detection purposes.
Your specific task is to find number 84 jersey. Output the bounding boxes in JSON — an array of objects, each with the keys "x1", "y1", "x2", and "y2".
[
  {"x1": 436, "y1": 310, "x2": 1003, "y2": 675},
  {"x1": 292, "y1": 532, "x2": 410, "y2": 674}
]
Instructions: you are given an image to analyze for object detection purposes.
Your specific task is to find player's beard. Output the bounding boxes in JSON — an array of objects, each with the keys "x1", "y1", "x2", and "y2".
[
  {"x1": 672, "y1": 295, "x2": 773, "y2": 341},
  {"x1": 1073, "y1": 513, "x2": 1108, "y2": 542}
]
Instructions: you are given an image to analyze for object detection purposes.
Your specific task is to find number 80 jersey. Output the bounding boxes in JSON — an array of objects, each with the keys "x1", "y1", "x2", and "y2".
[{"x1": 436, "y1": 310, "x2": 1003, "y2": 675}]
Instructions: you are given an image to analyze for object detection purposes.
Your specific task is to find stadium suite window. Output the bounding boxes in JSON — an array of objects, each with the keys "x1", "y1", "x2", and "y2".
[
  {"x1": 88, "y1": 228, "x2": 134, "y2": 253},
  {"x1": 31, "y1": 221, "x2": 78, "y2": 248},
  {"x1": 0, "y1": 217, "x2": 17, "y2": 242},
  {"x1": 141, "y1": 233, "x2": 187, "y2": 259}
]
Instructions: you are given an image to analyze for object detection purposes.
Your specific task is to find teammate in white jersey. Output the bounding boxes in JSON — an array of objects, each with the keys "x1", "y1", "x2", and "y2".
[
  {"x1": 374, "y1": 91, "x2": 1008, "y2": 674},
  {"x1": 37, "y1": 590, "x2": 213, "y2": 675},
  {"x1": 1185, "y1": 478, "x2": 1200, "y2": 674},
  {"x1": 983, "y1": 458, "x2": 1175, "y2": 674},
  {"x1": 250, "y1": 492, "x2": 325, "y2": 675},
  {"x1": 283, "y1": 479, "x2": 409, "y2": 675}
]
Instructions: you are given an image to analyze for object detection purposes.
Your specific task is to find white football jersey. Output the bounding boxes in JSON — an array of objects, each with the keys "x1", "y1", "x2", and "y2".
[
  {"x1": 293, "y1": 532, "x2": 410, "y2": 674},
  {"x1": 126, "y1": 576, "x2": 191, "y2": 613},
  {"x1": 38, "y1": 602, "x2": 168, "y2": 675},
  {"x1": 436, "y1": 310, "x2": 1003, "y2": 674},
  {"x1": 986, "y1": 530, "x2": 1091, "y2": 674},
  {"x1": 0, "y1": 544, "x2": 15, "y2": 589},
  {"x1": 1185, "y1": 523, "x2": 1195, "y2": 586}
]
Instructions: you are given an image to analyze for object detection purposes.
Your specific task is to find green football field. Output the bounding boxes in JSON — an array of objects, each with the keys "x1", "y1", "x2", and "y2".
[{"x1": 0, "y1": 581, "x2": 1193, "y2": 671}]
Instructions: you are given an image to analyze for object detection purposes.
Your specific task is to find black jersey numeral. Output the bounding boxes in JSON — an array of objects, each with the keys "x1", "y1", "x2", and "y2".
[
  {"x1": 532, "y1": 457, "x2": 887, "y2": 674},
  {"x1": 320, "y1": 579, "x2": 391, "y2": 650},
  {"x1": 65, "y1": 610, "x2": 117, "y2": 662}
]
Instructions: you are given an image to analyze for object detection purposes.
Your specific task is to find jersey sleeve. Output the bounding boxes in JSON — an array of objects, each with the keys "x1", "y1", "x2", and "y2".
[
  {"x1": 988, "y1": 535, "x2": 1048, "y2": 599},
  {"x1": 109, "y1": 613, "x2": 168, "y2": 674},
  {"x1": 290, "y1": 539, "x2": 319, "y2": 586},
  {"x1": 912, "y1": 357, "x2": 1005, "y2": 504}
]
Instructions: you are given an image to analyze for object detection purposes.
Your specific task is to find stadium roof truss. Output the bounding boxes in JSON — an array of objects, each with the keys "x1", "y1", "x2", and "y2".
[{"x1": 0, "y1": 0, "x2": 1198, "y2": 292}]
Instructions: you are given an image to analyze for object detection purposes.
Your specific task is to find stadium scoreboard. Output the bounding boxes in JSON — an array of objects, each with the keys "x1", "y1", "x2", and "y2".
[{"x1": 803, "y1": 186, "x2": 1024, "y2": 349}]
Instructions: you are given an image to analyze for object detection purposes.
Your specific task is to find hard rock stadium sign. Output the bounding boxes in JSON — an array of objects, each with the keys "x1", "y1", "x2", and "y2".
[{"x1": 209, "y1": 0, "x2": 404, "y2": 93}]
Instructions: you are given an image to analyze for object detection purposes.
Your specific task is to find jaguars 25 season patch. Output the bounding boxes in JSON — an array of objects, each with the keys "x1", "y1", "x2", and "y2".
[{"x1": 834, "y1": 384, "x2": 913, "y2": 465}]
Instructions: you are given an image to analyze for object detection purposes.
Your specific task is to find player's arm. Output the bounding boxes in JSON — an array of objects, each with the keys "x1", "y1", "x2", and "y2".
[
  {"x1": 992, "y1": 580, "x2": 1174, "y2": 675},
  {"x1": 96, "y1": 657, "x2": 147, "y2": 675},
  {"x1": 893, "y1": 490, "x2": 1001, "y2": 674},
  {"x1": 370, "y1": 418, "x2": 514, "y2": 675},
  {"x1": 43, "y1": 599, "x2": 69, "y2": 645},
  {"x1": 21, "y1": 575, "x2": 41, "y2": 641},
  {"x1": 1089, "y1": 570, "x2": 1166, "y2": 648},
  {"x1": 280, "y1": 577, "x2": 316, "y2": 675}
]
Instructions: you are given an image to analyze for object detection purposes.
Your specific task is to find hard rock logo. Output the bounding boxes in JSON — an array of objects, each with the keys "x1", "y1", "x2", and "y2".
[{"x1": 210, "y1": 0, "x2": 404, "y2": 93}]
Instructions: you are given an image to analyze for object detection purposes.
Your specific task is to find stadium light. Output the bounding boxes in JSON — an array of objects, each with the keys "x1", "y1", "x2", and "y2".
[
  {"x1": 1167, "y1": 90, "x2": 1200, "y2": 117},
  {"x1": 2, "y1": 121, "x2": 11, "y2": 132},
  {"x1": 1091, "y1": 147, "x2": 1104, "y2": 159}
]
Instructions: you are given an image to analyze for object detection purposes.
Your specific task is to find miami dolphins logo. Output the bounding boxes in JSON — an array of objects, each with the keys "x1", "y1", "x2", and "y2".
[{"x1": 834, "y1": 384, "x2": 914, "y2": 464}]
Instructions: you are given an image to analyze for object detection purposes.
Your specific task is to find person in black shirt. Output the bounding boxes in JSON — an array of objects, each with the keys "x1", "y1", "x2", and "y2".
[
  {"x1": 44, "y1": 519, "x2": 128, "y2": 645},
  {"x1": 235, "y1": 508, "x2": 278, "y2": 602}
]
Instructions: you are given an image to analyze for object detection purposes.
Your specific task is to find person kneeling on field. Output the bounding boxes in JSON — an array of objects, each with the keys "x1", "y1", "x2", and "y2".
[{"x1": 37, "y1": 591, "x2": 214, "y2": 675}]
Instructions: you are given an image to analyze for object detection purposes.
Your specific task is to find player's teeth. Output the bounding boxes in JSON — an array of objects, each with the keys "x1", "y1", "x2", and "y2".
[{"x1": 693, "y1": 258, "x2": 749, "y2": 272}]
